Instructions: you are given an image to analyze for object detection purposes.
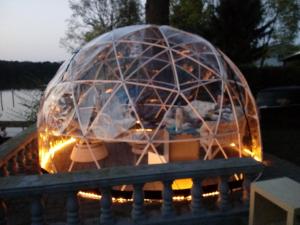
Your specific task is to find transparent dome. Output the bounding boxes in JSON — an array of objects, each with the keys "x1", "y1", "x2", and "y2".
[{"x1": 38, "y1": 25, "x2": 262, "y2": 181}]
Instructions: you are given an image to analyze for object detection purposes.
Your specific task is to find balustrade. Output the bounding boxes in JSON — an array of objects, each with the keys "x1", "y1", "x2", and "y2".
[
  {"x1": 0, "y1": 125, "x2": 38, "y2": 177},
  {"x1": 0, "y1": 157, "x2": 263, "y2": 225},
  {"x1": 0, "y1": 126, "x2": 263, "y2": 224}
]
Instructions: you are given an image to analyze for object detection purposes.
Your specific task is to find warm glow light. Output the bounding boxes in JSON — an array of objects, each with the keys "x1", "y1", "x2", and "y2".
[
  {"x1": 243, "y1": 148, "x2": 254, "y2": 156},
  {"x1": 180, "y1": 49, "x2": 191, "y2": 55},
  {"x1": 134, "y1": 128, "x2": 153, "y2": 132},
  {"x1": 77, "y1": 190, "x2": 221, "y2": 203},
  {"x1": 202, "y1": 191, "x2": 219, "y2": 197},
  {"x1": 240, "y1": 173, "x2": 243, "y2": 180},
  {"x1": 78, "y1": 191, "x2": 101, "y2": 200},
  {"x1": 149, "y1": 99, "x2": 159, "y2": 103},
  {"x1": 105, "y1": 88, "x2": 113, "y2": 94},
  {"x1": 242, "y1": 148, "x2": 262, "y2": 162},
  {"x1": 234, "y1": 173, "x2": 244, "y2": 181},
  {"x1": 234, "y1": 173, "x2": 240, "y2": 181},
  {"x1": 40, "y1": 135, "x2": 76, "y2": 169},
  {"x1": 254, "y1": 156, "x2": 261, "y2": 161},
  {"x1": 172, "y1": 179, "x2": 193, "y2": 190},
  {"x1": 230, "y1": 143, "x2": 236, "y2": 147}
]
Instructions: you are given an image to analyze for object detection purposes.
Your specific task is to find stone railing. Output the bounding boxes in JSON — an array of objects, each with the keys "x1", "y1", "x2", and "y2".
[
  {"x1": 0, "y1": 125, "x2": 40, "y2": 177},
  {"x1": 0, "y1": 156, "x2": 263, "y2": 225}
]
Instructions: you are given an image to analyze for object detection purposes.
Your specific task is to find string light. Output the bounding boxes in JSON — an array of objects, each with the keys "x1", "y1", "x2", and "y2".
[{"x1": 77, "y1": 190, "x2": 221, "y2": 203}]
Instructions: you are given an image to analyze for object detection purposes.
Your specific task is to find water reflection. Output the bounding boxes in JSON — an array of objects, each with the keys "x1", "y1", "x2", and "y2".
[{"x1": 0, "y1": 89, "x2": 41, "y2": 136}]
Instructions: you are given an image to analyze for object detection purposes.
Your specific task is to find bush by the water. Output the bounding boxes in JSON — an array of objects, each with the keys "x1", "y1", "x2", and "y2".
[
  {"x1": 0, "y1": 60, "x2": 61, "y2": 90},
  {"x1": 0, "y1": 60, "x2": 299, "y2": 94}
]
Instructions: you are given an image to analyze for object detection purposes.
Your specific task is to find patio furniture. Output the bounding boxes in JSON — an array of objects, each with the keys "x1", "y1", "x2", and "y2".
[{"x1": 249, "y1": 177, "x2": 300, "y2": 225}]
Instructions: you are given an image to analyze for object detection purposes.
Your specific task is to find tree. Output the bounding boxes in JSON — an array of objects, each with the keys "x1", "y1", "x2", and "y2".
[
  {"x1": 170, "y1": 0, "x2": 214, "y2": 38},
  {"x1": 262, "y1": 0, "x2": 300, "y2": 60},
  {"x1": 118, "y1": 0, "x2": 142, "y2": 27},
  {"x1": 170, "y1": 0, "x2": 299, "y2": 65},
  {"x1": 61, "y1": 0, "x2": 142, "y2": 51},
  {"x1": 211, "y1": 0, "x2": 273, "y2": 65},
  {"x1": 145, "y1": 0, "x2": 170, "y2": 25}
]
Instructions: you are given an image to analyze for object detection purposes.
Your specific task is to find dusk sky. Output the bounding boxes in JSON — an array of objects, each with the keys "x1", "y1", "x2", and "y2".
[
  {"x1": 0, "y1": 0, "x2": 299, "y2": 62},
  {"x1": 0, "y1": 0, "x2": 72, "y2": 62}
]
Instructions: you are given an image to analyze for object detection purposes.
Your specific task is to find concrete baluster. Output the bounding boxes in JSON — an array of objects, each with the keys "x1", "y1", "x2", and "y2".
[
  {"x1": 162, "y1": 180, "x2": 174, "y2": 217},
  {"x1": 31, "y1": 196, "x2": 44, "y2": 225},
  {"x1": 1, "y1": 164, "x2": 9, "y2": 177},
  {"x1": 100, "y1": 187, "x2": 113, "y2": 225},
  {"x1": 17, "y1": 149, "x2": 26, "y2": 173},
  {"x1": 25, "y1": 147, "x2": 33, "y2": 166},
  {"x1": 242, "y1": 173, "x2": 251, "y2": 206},
  {"x1": 0, "y1": 200, "x2": 7, "y2": 225},
  {"x1": 10, "y1": 156, "x2": 19, "y2": 175},
  {"x1": 67, "y1": 192, "x2": 80, "y2": 225},
  {"x1": 32, "y1": 139, "x2": 39, "y2": 152},
  {"x1": 218, "y1": 175, "x2": 230, "y2": 211},
  {"x1": 25, "y1": 147, "x2": 35, "y2": 174},
  {"x1": 131, "y1": 183, "x2": 145, "y2": 221},
  {"x1": 31, "y1": 144, "x2": 38, "y2": 164},
  {"x1": 191, "y1": 177, "x2": 204, "y2": 215},
  {"x1": 30, "y1": 142, "x2": 42, "y2": 174}
]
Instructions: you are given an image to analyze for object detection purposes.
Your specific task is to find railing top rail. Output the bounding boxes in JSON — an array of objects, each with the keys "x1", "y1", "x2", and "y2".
[
  {"x1": 0, "y1": 157, "x2": 263, "y2": 197},
  {"x1": 0, "y1": 124, "x2": 36, "y2": 166}
]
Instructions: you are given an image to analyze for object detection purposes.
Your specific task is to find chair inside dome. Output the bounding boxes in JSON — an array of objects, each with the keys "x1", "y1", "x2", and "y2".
[{"x1": 38, "y1": 25, "x2": 262, "y2": 190}]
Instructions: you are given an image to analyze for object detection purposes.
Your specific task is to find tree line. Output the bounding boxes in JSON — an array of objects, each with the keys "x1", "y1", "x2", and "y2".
[
  {"x1": 0, "y1": 60, "x2": 60, "y2": 90},
  {"x1": 61, "y1": 0, "x2": 300, "y2": 66},
  {"x1": 1, "y1": 59, "x2": 299, "y2": 93},
  {"x1": 1, "y1": 0, "x2": 299, "y2": 91}
]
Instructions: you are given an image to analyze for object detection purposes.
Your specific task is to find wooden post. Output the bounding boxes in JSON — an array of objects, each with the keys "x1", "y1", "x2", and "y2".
[
  {"x1": 191, "y1": 177, "x2": 203, "y2": 215},
  {"x1": 0, "y1": 200, "x2": 7, "y2": 225},
  {"x1": 162, "y1": 180, "x2": 174, "y2": 217},
  {"x1": 31, "y1": 196, "x2": 44, "y2": 225},
  {"x1": 218, "y1": 176, "x2": 230, "y2": 211},
  {"x1": 100, "y1": 187, "x2": 113, "y2": 225},
  {"x1": 131, "y1": 183, "x2": 145, "y2": 221},
  {"x1": 66, "y1": 192, "x2": 80, "y2": 225}
]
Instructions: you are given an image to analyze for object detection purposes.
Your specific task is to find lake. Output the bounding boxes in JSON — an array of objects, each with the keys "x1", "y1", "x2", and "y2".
[{"x1": 0, "y1": 89, "x2": 42, "y2": 136}]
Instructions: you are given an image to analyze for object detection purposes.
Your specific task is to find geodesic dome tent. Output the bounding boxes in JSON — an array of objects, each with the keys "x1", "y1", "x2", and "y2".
[{"x1": 38, "y1": 25, "x2": 262, "y2": 178}]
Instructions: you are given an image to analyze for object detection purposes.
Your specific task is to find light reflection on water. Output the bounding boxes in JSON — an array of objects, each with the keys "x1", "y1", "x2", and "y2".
[{"x1": 0, "y1": 89, "x2": 42, "y2": 136}]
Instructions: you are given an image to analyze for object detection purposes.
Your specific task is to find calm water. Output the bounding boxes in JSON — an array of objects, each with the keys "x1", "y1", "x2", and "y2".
[{"x1": 0, "y1": 89, "x2": 42, "y2": 136}]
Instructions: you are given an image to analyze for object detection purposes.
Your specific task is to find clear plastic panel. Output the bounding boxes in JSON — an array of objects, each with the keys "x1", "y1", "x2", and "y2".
[{"x1": 38, "y1": 25, "x2": 263, "y2": 177}]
